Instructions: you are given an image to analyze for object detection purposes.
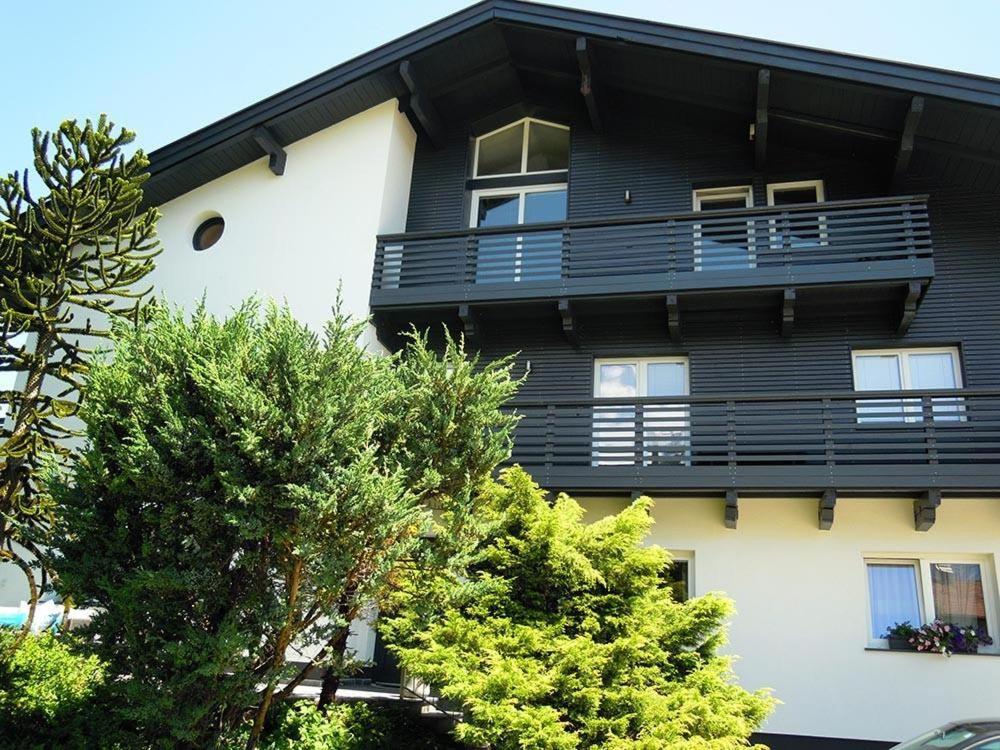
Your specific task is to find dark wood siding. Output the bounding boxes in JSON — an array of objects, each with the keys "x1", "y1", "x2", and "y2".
[{"x1": 403, "y1": 95, "x2": 1000, "y2": 400}]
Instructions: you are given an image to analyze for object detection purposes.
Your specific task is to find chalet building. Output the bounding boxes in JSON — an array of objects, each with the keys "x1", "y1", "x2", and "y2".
[{"x1": 17, "y1": 1, "x2": 1000, "y2": 747}]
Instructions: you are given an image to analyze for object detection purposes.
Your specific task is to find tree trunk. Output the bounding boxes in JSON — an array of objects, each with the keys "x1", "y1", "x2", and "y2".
[{"x1": 317, "y1": 626, "x2": 351, "y2": 709}]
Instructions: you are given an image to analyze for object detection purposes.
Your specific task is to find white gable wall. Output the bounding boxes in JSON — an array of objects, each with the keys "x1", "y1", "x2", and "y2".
[{"x1": 151, "y1": 99, "x2": 416, "y2": 349}]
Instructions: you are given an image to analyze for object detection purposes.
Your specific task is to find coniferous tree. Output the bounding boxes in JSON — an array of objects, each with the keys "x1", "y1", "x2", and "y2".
[
  {"x1": 51, "y1": 301, "x2": 518, "y2": 749},
  {"x1": 0, "y1": 117, "x2": 159, "y2": 624},
  {"x1": 382, "y1": 468, "x2": 776, "y2": 750}
]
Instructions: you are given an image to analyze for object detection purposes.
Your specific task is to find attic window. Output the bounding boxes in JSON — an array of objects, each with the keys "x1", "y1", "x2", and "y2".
[{"x1": 474, "y1": 118, "x2": 569, "y2": 178}]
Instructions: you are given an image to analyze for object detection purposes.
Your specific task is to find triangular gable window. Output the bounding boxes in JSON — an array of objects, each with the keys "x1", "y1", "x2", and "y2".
[{"x1": 474, "y1": 118, "x2": 569, "y2": 178}]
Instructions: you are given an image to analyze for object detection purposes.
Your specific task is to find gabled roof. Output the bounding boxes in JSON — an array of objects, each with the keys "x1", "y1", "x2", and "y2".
[{"x1": 146, "y1": 0, "x2": 1000, "y2": 205}]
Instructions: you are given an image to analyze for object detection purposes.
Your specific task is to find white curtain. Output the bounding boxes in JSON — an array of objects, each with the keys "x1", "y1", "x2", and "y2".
[{"x1": 868, "y1": 563, "x2": 921, "y2": 638}]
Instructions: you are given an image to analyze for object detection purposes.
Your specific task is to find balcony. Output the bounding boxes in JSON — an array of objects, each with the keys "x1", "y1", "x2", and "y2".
[
  {"x1": 506, "y1": 388, "x2": 1000, "y2": 495},
  {"x1": 371, "y1": 196, "x2": 934, "y2": 325}
]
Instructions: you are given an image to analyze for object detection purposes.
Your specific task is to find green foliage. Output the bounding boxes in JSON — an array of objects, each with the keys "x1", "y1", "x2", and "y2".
[
  {"x1": 250, "y1": 700, "x2": 461, "y2": 750},
  {"x1": 0, "y1": 116, "x2": 159, "y2": 556},
  {"x1": 383, "y1": 467, "x2": 776, "y2": 750},
  {"x1": 51, "y1": 300, "x2": 518, "y2": 746},
  {"x1": 0, "y1": 631, "x2": 110, "y2": 748}
]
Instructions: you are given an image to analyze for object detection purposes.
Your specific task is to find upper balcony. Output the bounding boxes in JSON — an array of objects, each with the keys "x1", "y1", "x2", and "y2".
[{"x1": 371, "y1": 195, "x2": 934, "y2": 334}]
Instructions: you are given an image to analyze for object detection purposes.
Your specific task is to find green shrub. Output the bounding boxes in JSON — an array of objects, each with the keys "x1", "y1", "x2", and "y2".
[
  {"x1": 256, "y1": 700, "x2": 461, "y2": 750},
  {"x1": 0, "y1": 631, "x2": 110, "y2": 748}
]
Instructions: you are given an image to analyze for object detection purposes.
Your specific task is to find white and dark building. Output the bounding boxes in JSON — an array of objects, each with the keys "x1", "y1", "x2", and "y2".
[{"x1": 11, "y1": 2, "x2": 1000, "y2": 747}]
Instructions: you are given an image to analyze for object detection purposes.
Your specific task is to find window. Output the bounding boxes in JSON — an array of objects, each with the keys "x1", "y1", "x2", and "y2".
[
  {"x1": 592, "y1": 358, "x2": 690, "y2": 466},
  {"x1": 470, "y1": 185, "x2": 567, "y2": 283},
  {"x1": 766, "y1": 179, "x2": 825, "y2": 206},
  {"x1": 865, "y1": 555, "x2": 996, "y2": 650},
  {"x1": 692, "y1": 186, "x2": 754, "y2": 271},
  {"x1": 767, "y1": 180, "x2": 826, "y2": 249},
  {"x1": 852, "y1": 347, "x2": 963, "y2": 423},
  {"x1": 192, "y1": 216, "x2": 225, "y2": 252},
  {"x1": 473, "y1": 118, "x2": 569, "y2": 178},
  {"x1": 664, "y1": 551, "x2": 694, "y2": 602}
]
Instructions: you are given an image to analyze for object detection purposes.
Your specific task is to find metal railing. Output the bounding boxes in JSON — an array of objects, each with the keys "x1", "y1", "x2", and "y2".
[
  {"x1": 372, "y1": 196, "x2": 932, "y2": 301},
  {"x1": 503, "y1": 389, "x2": 1000, "y2": 490}
]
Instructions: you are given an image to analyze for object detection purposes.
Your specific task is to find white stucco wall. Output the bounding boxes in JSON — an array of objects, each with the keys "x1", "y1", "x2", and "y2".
[
  {"x1": 582, "y1": 495, "x2": 1000, "y2": 744},
  {"x1": 0, "y1": 100, "x2": 416, "y2": 607},
  {"x1": 150, "y1": 99, "x2": 416, "y2": 349}
]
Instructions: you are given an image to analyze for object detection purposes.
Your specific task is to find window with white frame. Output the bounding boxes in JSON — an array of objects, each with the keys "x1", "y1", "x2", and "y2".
[
  {"x1": 692, "y1": 186, "x2": 754, "y2": 271},
  {"x1": 865, "y1": 554, "x2": 997, "y2": 650},
  {"x1": 852, "y1": 347, "x2": 964, "y2": 422},
  {"x1": 592, "y1": 357, "x2": 690, "y2": 466},
  {"x1": 473, "y1": 118, "x2": 569, "y2": 178},
  {"x1": 470, "y1": 119, "x2": 569, "y2": 284},
  {"x1": 665, "y1": 550, "x2": 694, "y2": 602},
  {"x1": 767, "y1": 179, "x2": 826, "y2": 249},
  {"x1": 470, "y1": 185, "x2": 566, "y2": 283}
]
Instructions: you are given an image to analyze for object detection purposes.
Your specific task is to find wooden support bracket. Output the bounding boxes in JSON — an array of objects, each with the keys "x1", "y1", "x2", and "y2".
[
  {"x1": 558, "y1": 298, "x2": 580, "y2": 348},
  {"x1": 818, "y1": 489, "x2": 837, "y2": 530},
  {"x1": 576, "y1": 37, "x2": 602, "y2": 133},
  {"x1": 666, "y1": 294, "x2": 681, "y2": 343},
  {"x1": 897, "y1": 281, "x2": 923, "y2": 335},
  {"x1": 781, "y1": 288, "x2": 796, "y2": 338},
  {"x1": 724, "y1": 490, "x2": 739, "y2": 529},
  {"x1": 252, "y1": 126, "x2": 287, "y2": 176},
  {"x1": 914, "y1": 489, "x2": 941, "y2": 532},
  {"x1": 458, "y1": 304, "x2": 478, "y2": 342}
]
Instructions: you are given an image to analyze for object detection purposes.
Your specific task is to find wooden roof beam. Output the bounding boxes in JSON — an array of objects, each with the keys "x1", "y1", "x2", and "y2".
[
  {"x1": 576, "y1": 37, "x2": 603, "y2": 133},
  {"x1": 754, "y1": 69, "x2": 770, "y2": 169},
  {"x1": 400, "y1": 60, "x2": 446, "y2": 149},
  {"x1": 892, "y1": 96, "x2": 925, "y2": 189},
  {"x1": 252, "y1": 126, "x2": 286, "y2": 176}
]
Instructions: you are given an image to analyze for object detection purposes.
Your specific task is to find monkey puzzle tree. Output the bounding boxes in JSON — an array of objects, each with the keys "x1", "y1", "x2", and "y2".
[{"x1": 0, "y1": 117, "x2": 159, "y2": 623}]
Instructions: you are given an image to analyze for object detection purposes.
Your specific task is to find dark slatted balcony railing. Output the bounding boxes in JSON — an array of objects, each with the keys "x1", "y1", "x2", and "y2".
[
  {"x1": 505, "y1": 389, "x2": 1000, "y2": 493},
  {"x1": 371, "y1": 196, "x2": 934, "y2": 306}
]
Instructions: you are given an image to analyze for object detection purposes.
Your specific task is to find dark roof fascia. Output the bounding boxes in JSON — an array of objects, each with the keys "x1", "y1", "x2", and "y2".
[
  {"x1": 147, "y1": 0, "x2": 1000, "y2": 188},
  {"x1": 147, "y1": 1, "x2": 499, "y2": 178},
  {"x1": 492, "y1": 1, "x2": 1000, "y2": 108}
]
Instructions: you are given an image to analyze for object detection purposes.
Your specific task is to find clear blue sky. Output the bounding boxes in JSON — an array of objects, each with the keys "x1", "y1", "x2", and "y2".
[{"x1": 3, "y1": 0, "x2": 999, "y2": 170}]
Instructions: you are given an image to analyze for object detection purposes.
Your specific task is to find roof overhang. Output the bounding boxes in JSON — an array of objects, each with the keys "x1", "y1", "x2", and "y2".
[{"x1": 146, "y1": 0, "x2": 1000, "y2": 205}]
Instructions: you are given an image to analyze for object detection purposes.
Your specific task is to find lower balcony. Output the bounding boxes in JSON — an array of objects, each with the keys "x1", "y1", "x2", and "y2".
[{"x1": 507, "y1": 389, "x2": 1000, "y2": 495}]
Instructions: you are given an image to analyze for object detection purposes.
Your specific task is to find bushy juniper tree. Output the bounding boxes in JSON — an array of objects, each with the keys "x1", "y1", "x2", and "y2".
[
  {"x1": 51, "y1": 301, "x2": 518, "y2": 749},
  {"x1": 382, "y1": 467, "x2": 776, "y2": 750},
  {"x1": 0, "y1": 117, "x2": 158, "y2": 628}
]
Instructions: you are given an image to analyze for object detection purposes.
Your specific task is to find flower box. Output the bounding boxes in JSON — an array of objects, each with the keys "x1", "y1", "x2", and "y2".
[{"x1": 887, "y1": 635, "x2": 917, "y2": 651}]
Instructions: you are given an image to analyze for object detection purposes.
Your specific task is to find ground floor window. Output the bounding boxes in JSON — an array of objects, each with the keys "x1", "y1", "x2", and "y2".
[
  {"x1": 664, "y1": 551, "x2": 693, "y2": 602},
  {"x1": 865, "y1": 554, "x2": 997, "y2": 650}
]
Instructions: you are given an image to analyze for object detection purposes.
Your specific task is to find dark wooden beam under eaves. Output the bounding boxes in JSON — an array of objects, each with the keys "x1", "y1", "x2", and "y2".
[
  {"x1": 252, "y1": 126, "x2": 287, "y2": 176},
  {"x1": 754, "y1": 69, "x2": 770, "y2": 169},
  {"x1": 576, "y1": 37, "x2": 602, "y2": 133},
  {"x1": 399, "y1": 60, "x2": 446, "y2": 149},
  {"x1": 892, "y1": 96, "x2": 925, "y2": 189}
]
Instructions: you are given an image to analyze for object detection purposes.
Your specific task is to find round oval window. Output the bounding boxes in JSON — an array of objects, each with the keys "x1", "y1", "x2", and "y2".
[{"x1": 192, "y1": 216, "x2": 225, "y2": 251}]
